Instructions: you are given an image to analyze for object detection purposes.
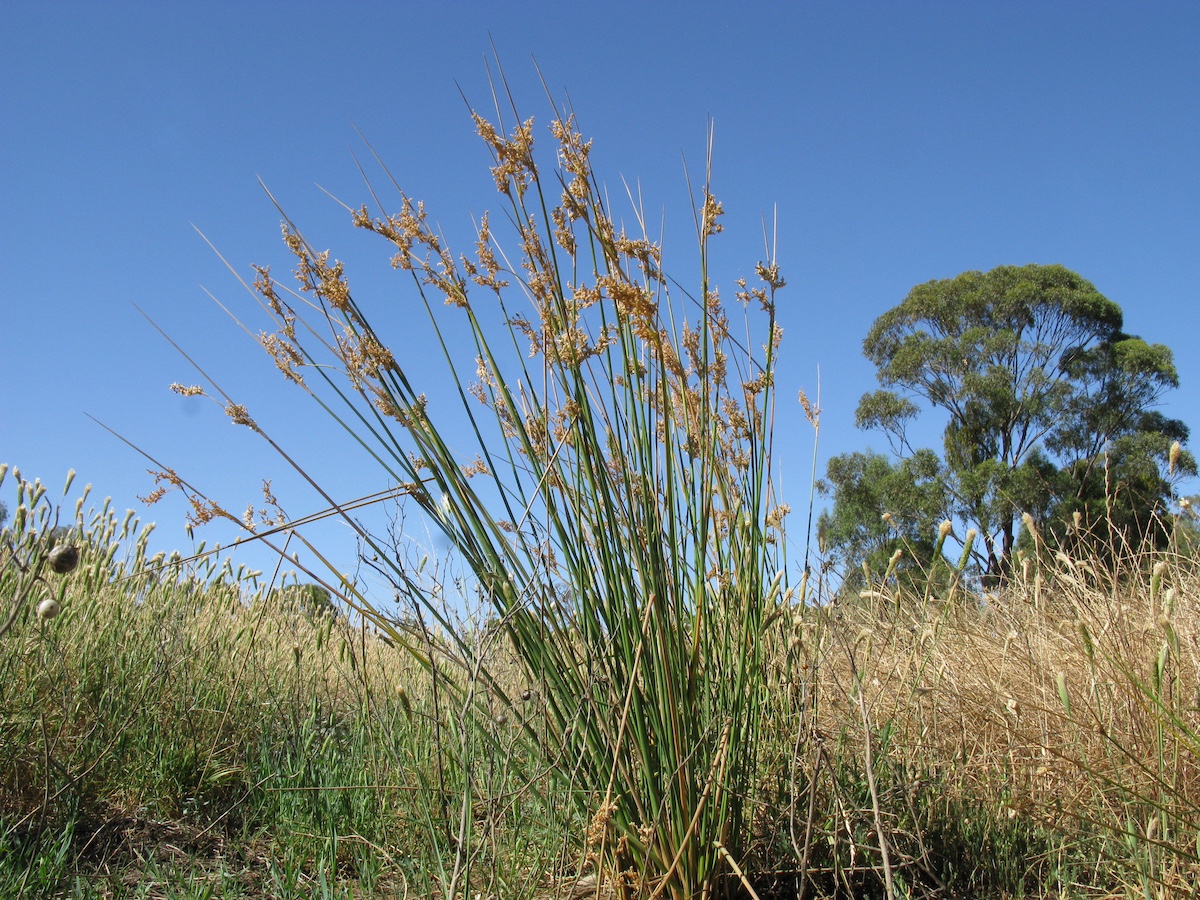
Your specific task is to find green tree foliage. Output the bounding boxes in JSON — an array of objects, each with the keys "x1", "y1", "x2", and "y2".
[
  {"x1": 828, "y1": 264, "x2": 1192, "y2": 581},
  {"x1": 817, "y1": 449, "x2": 948, "y2": 589},
  {"x1": 270, "y1": 583, "x2": 338, "y2": 619},
  {"x1": 1040, "y1": 430, "x2": 1191, "y2": 557}
]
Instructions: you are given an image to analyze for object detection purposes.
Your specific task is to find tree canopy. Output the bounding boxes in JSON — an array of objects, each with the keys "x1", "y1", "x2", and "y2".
[
  {"x1": 824, "y1": 263, "x2": 1192, "y2": 583},
  {"x1": 817, "y1": 449, "x2": 948, "y2": 589}
]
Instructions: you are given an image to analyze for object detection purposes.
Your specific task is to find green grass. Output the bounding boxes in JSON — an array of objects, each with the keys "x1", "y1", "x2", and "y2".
[{"x1": 0, "y1": 466, "x2": 562, "y2": 898}]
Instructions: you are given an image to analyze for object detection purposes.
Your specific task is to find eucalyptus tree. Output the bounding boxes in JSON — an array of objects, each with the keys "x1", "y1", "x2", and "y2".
[
  {"x1": 817, "y1": 448, "x2": 948, "y2": 589},
  {"x1": 836, "y1": 263, "x2": 1188, "y2": 581}
]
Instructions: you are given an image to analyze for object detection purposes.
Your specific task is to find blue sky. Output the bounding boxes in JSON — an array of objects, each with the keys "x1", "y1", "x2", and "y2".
[{"x1": 3, "y1": 3, "x2": 1198, "y2": 591}]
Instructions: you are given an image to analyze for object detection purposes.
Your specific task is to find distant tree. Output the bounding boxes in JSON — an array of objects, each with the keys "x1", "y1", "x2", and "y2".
[
  {"x1": 817, "y1": 448, "x2": 949, "y2": 590},
  {"x1": 273, "y1": 583, "x2": 338, "y2": 619},
  {"x1": 1036, "y1": 430, "x2": 1191, "y2": 557},
  {"x1": 830, "y1": 263, "x2": 1191, "y2": 582},
  {"x1": 1041, "y1": 336, "x2": 1193, "y2": 553},
  {"x1": 0, "y1": 500, "x2": 7, "y2": 529}
]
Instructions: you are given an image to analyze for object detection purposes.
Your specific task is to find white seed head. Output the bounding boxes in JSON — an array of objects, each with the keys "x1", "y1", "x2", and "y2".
[
  {"x1": 937, "y1": 520, "x2": 952, "y2": 539},
  {"x1": 37, "y1": 598, "x2": 61, "y2": 621}
]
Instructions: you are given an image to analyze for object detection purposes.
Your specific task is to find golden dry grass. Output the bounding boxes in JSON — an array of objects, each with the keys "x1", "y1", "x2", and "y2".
[{"x1": 778, "y1": 540, "x2": 1200, "y2": 895}]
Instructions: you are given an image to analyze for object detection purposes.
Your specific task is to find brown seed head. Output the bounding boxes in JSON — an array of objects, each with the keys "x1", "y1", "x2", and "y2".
[{"x1": 48, "y1": 544, "x2": 79, "y2": 574}]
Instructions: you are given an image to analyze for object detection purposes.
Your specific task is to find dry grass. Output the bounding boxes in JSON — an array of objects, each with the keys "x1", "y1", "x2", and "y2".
[{"x1": 773, "y1": 535, "x2": 1200, "y2": 897}]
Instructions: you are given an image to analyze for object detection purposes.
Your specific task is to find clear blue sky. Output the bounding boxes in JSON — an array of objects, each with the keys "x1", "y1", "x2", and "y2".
[{"x1": 3, "y1": 3, "x2": 1198, "y2": 590}]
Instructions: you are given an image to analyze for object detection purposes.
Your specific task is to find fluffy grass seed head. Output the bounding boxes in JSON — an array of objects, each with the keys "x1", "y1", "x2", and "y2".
[
  {"x1": 1021, "y1": 511, "x2": 1040, "y2": 547},
  {"x1": 765, "y1": 503, "x2": 791, "y2": 530}
]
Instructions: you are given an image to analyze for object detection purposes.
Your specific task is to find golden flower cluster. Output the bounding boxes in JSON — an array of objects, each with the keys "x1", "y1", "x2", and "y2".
[
  {"x1": 473, "y1": 113, "x2": 536, "y2": 198},
  {"x1": 281, "y1": 225, "x2": 350, "y2": 312}
]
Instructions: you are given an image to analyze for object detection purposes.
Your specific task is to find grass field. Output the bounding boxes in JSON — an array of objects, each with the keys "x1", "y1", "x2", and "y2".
[{"x1": 3, "y1": 465, "x2": 1199, "y2": 898}]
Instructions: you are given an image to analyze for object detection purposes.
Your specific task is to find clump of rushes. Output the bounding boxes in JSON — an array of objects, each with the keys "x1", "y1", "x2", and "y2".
[{"x1": 201, "y1": 67, "x2": 789, "y2": 898}]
